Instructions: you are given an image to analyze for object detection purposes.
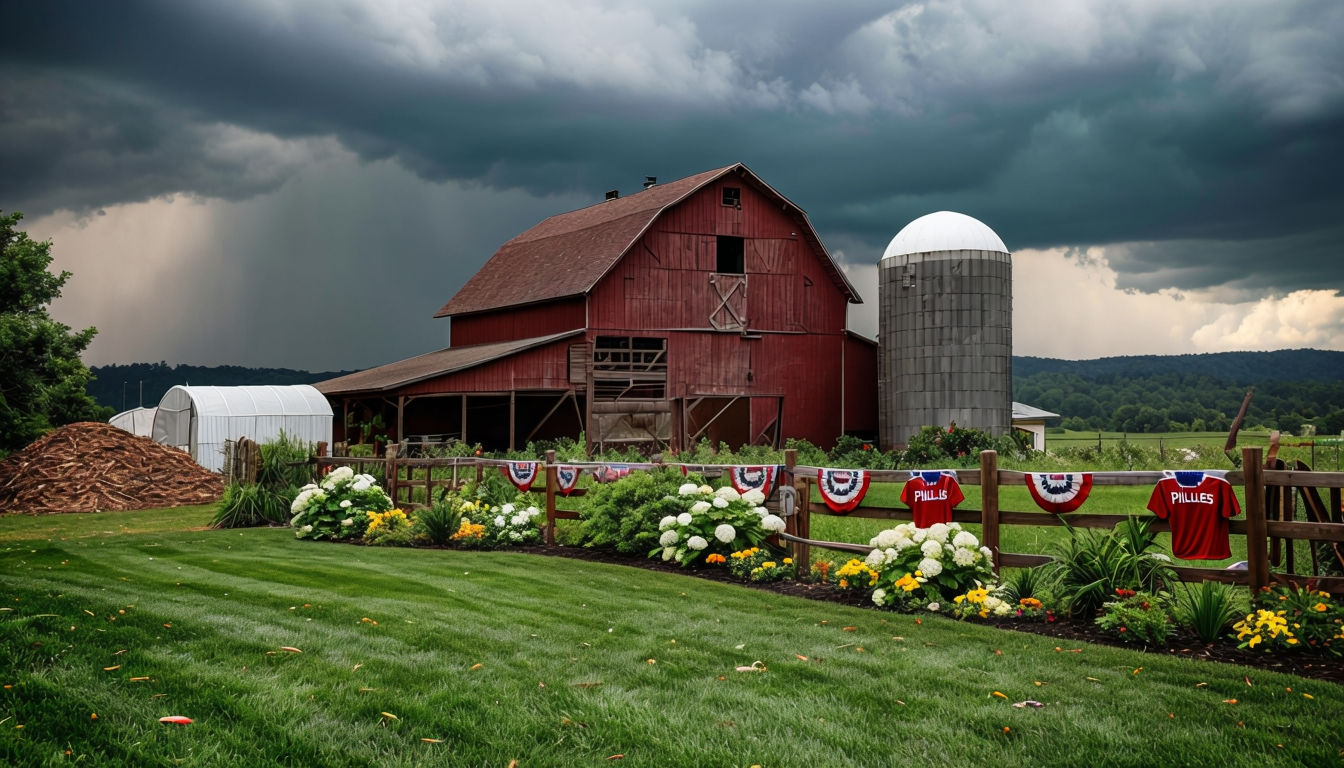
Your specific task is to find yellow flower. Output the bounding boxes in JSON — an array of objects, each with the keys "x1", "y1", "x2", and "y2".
[
  {"x1": 783, "y1": 558, "x2": 793, "y2": 565},
  {"x1": 1314, "y1": 603, "x2": 1329, "y2": 612},
  {"x1": 1247, "y1": 634, "x2": 1261, "y2": 648}
]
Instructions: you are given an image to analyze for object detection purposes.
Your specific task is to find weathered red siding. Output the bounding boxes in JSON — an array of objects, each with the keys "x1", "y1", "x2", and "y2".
[
  {"x1": 844, "y1": 334, "x2": 878, "y2": 436},
  {"x1": 450, "y1": 298, "x2": 585, "y2": 346},
  {"x1": 401, "y1": 339, "x2": 574, "y2": 395}
]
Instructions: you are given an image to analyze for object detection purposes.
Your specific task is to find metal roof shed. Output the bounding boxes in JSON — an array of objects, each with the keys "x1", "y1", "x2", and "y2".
[
  {"x1": 151, "y1": 385, "x2": 333, "y2": 472},
  {"x1": 110, "y1": 406, "x2": 158, "y2": 437}
]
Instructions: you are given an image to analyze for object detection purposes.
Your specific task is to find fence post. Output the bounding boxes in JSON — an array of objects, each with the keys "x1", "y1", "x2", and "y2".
[
  {"x1": 314, "y1": 441, "x2": 328, "y2": 483},
  {"x1": 789, "y1": 452, "x2": 810, "y2": 574},
  {"x1": 1243, "y1": 446, "x2": 1269, "y2": 590},
  {"x1": 980, "y1": 450, "x2": 1000, "y2": 575},
  {"x1": 384, "y1": 444, "x2": 400, "y2": 506},
  {"x1": 544, "y1": 449, "x2": 558, "y2": 546}
]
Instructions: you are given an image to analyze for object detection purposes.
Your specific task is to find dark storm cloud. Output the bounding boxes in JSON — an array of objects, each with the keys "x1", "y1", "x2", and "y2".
[{"x1": 3, "y1": 0, "x2": 1343, "y2": 300}]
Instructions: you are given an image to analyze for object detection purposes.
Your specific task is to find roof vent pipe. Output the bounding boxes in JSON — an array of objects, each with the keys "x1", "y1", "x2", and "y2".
[{"x1": 643, "y1": 176, "x2": 657, "y2": 189}]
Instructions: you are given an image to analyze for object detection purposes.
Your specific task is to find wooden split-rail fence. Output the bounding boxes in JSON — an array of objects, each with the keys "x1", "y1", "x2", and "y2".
[{"x1": 310, "y1": 445, "x2": 1344, "y2": 592}]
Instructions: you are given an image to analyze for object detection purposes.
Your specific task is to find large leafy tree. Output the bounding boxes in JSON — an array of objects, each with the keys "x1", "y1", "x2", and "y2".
[{"x1": 0, "y1": 211, "x2": 110, "y2": 452}]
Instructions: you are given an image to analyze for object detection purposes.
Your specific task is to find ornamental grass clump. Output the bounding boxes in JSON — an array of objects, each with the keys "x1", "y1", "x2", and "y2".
[
  {"x1": 862, "y1": 522, "x2": 996, "y2": 611},
  {"x1": 1045, "y1": 516, "x2": 1175, "y2": 619},
  {"x1": 289, "y1": 465, "x2": 393, "y2": 541},
  {"x1": 652, "y1": 483, "x2": 785, "y2": 566},
  {"x1": 1176, "y1": 580, "x2": 1242, "y2": 644}
]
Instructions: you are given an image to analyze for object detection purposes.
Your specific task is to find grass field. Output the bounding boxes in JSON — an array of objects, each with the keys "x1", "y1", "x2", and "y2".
[{"x1": 3, "y1": 507, "x2": 1342, "y2": 767}]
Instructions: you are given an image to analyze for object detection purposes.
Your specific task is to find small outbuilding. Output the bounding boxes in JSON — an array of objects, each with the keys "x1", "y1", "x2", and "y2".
[
  {"x1": 151, "y1": 385, "x2": 333, "y2": 472},
  {"x1": 1011, "y1": 401, "x2": 1060, "y2": 452},
  {"x1": 109, "y1": 406, "x2": 158, "y2": 438}
]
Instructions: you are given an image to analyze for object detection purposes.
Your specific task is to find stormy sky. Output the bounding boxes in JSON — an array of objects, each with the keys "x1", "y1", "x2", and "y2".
[{"x1": 2, "y1": 0, "x2": 1341, "y2": 371}]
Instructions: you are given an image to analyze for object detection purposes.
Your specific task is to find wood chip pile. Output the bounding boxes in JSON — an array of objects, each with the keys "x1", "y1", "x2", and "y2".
[{"x1": 0, "y1": 422, "x2": 223, "y2": 514}]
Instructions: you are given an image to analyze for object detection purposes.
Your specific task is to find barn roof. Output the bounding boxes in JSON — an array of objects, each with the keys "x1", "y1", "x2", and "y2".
[
  {"x1": 314, "y1": 330, "x2": 583, "y2": 396},
  {"x1": 435, "y1": 163, "x2": 859, "y2": 318}
]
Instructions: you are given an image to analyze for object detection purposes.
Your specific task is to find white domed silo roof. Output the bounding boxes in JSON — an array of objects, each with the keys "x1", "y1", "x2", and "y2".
[{"x1": 881, "y1": 211, "x2": 1008, "y2": 259}]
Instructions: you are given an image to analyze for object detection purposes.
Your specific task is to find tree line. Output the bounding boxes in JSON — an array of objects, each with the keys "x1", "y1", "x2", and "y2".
[{"x1": 1014, "y1": 365, "x2": 1344, "y2": 436}]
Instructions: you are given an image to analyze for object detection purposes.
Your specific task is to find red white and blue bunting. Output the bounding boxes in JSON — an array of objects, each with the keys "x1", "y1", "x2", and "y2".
[
  {"x1": 817, "y1": 468, "x2": 870, "y2": 514},
  {"x1": 503, "y1": 461, "x2": 540, "y2": 492},
  {"x1": 555, "y1": 465, "x2": 581, "y2": 496},
  {"x1": 729, "y1": 465, "x2": 781, "y2": 497},
  {"x1": 1024, "y1": 472, "x2": 1093, "y2": 514},
  {"x1": 591, "y1": 464, "x2": 632, "y2": 484}
]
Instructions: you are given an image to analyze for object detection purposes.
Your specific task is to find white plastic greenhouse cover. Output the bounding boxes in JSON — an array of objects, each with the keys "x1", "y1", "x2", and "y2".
[
  {"x1": 150, "y1": 385, "x2": 333, "y2": 473},
  {"x1": 109, "y1": 407, "x2": 158, "y2": 438}
]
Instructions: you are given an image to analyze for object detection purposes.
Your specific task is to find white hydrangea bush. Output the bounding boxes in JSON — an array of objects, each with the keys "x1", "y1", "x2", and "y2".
[
  {"x1": 863, "y1": 522, "x2": 999, "y2": 612},
  {"x1": 474, "y1": 502, "x2": 543, "y2": 546},
  {"x1": 290, "y1": 465, "x2": 393, "y2": 541},
  {"x1": 652, "y1": 483, "x2": 785, "y2": 566}
]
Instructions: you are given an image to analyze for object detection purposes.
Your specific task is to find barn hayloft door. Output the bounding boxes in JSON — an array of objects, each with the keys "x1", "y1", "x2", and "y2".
[{"x1": 709, "y1": 274, "x2": 747, "y2": 332}]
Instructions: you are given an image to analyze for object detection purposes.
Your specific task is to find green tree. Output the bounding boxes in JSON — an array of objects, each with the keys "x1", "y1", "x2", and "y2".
[{"x1": 0, "y1": 211, "x2": 110, "y2": 451}]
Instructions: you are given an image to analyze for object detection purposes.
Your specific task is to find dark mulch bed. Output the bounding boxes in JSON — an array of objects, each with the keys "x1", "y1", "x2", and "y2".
[{"x1": 513, "y1": 544, "x2": 1343, "y2": 685}]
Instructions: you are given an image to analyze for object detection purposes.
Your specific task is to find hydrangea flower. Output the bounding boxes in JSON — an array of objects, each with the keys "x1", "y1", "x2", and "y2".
[
  {"x1": 659, "y1": 515, "x2": 678, "y2": 530},
  {"x1": 711, "y1": 497, "x2": 729, "y2": 509},
  {"x1": 918, "y1": 557, "x2": 943, "y2": 577},
  {"x1": 872, "y1": 588, "x2": 887, "y2": 606},
  {"x1": 339, "y1": 499, "x2": 353, "y2": 509},
  {"x1": 742, "y1": 489, "x2": 766, "y2": 505},
  {"x1": 714, "y1": 524, "x2": 737, "y2": 543},
  {"x1": 762, "y1": 514, "x2": 786, "y2": 532},
  {"x1": 678, "y1": 483, "x2": 700, "y2": 495},
  {"x1": 866, "y1": 549, "x2": 886, "y2": 569},
  {"x1": 873, "y1": 529, "x2": 900, "y2": 549},
  {"x1": 687, "y1": 536, "x2": 709, "y2": 551},
  {"x1": 662, "y1": 547, "x2": 676, "y2": 561},
  {"x1": 690, "y1": 501, "x2": 711, "y2": 514},
  {"x1": 953, "y1": 531, "x2": 978, "y2": 549},
  {"x1": 714, "y1": 486, "x2": 741, "y2": 501},
  {"x1": 926, "y1": 523, "x2": 951, "y2": 543},
  {"x1": 677, "y1": 512, "x2": 694, "y2": 526},
  {"x1": 660, "y1": 530, "x2": 679, "y2": 547},
  {"x1": 953, "y1": 547, "x2": 978, "y2": 567},
  {"x1": 921, "y1": 540, "x2": 943, "y2": 558}
]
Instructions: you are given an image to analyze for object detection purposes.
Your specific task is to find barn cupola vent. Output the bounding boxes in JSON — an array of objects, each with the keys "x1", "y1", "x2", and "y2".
[{"x1": 643, "y1": 176, "x2": 657, "y2": 189}]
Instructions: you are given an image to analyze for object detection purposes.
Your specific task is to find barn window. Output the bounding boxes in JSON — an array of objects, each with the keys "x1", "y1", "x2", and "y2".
[
  {"x1": 717, "y1": 236, "x2": 744, "y2": 274},
  {"x1": 592, "y1": 336, "x2": 667, "y2": 399},
  {"x1": 722, "y1": 187, "x2": 741, "y2": 207}
]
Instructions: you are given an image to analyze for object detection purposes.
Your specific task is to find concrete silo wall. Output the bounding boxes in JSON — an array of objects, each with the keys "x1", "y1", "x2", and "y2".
[{"x1": 878, "y1": 249, "x2": 1012, "y2": 448}]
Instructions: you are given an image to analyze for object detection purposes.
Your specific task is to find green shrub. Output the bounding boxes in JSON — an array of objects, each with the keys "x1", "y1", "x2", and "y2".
[
  {"x1": 1044, "y1": 516, "x2": 1176, "y2": 619},
  {"x1": 998, "y1": 566, "x2": 1048, "y2": 604},
  {"x1": 1095, "y1": 591, "x2": 1174, "y2": 645},
  {"x1": 414, "y1": 497, "x2": 463, "y2": 546},
  {"x1": 1234, "y1": 582, "x2": 1344, "y2": 655},
  {"x1": 903, "y1": 425, "x2": 994, "y2": 466},
  {"x1": 1176, "y1": 580, "x2": 1243, "y2": 644},
  {"x1": 579, "y1": 469, "x2": 691, "y2": 554},
  {"x1": 828, "y1": 434, "x2": 897, "y2": 470},
  {"x1": 212, "y1": 483, "x2": 287, "y2": 529}
]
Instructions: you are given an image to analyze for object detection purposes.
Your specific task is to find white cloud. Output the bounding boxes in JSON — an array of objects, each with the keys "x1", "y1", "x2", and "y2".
[{"x1": 846, "y1": 245, "x2": 1344, "y2": 360}]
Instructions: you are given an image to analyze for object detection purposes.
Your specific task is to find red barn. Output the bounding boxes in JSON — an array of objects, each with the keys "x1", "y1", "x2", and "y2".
[{"x1": 317, "y1": 163, "x2": 877, "y2": 452}]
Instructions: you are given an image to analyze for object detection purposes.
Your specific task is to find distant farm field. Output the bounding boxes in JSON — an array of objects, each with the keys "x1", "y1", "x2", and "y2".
[{"x1": 4, "y1": 507, "x2": 1343, "y2": 767}]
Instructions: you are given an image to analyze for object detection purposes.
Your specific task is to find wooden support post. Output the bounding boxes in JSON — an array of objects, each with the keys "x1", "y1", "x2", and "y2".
[
  {"x1": 397, "y1": 396, "x2": 405, "y2": 444},
  {"x1": 1243, "y1": 446, "x2": 1269, "y2": 590},
  {"x1": 314, "y1": 441, "x2": 328, "y2": 483},
  {"x1": 544, "y1": 449, "x2": 558, "y2": 546},
  {"x1": 461, "y1": 395, "x2": 468, "y2": 446},
  {"x1": 384, "y1": 444, "x2": 400, "y2": 506},
  {"x1": 509, "y1": 391, "x2": 516, "y2": 452},
  {"x1": 980, "y1": 449, "x2": 1000, "y2": 575}
]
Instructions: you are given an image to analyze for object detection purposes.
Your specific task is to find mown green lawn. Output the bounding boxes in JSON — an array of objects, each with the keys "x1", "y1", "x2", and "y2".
[{"x1": 2, "y1": 507, "x2": 1342, "y2": 768}]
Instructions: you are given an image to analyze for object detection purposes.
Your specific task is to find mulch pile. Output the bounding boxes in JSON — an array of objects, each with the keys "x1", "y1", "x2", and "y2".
[
  {"x1": 513, "y1": 544, "x2": 1344, "y2": 685},
  {"x1": 0, "y1": 422, "x2": 223, "y2": 514}
]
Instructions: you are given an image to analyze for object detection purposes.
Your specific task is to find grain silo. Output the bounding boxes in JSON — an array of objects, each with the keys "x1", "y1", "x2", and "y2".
[{"x1": 878, "y1": 211, "x2": 1012, "y2": 448}]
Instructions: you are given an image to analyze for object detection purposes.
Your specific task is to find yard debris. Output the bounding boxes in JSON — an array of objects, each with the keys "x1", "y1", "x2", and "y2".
[
  {"x1": 1012, "y1": 700, "x2": 1044, "y2": 708},
  {"x1": 735, "y1": 661, "x2": 767, "y2": 672},
  {"x1": 158, "y1": 716, "x2": 193, "y2": 725},
  {"x1": 0, "y1": 422, "x2": 222, "y2": 514}
]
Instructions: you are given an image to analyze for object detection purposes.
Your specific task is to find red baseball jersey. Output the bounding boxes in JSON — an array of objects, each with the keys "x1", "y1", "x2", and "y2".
[
  {"x1": 1146, "y1": 471, "x2": 1242, "y2": 560},
  {"x1": 901, "y1": 471, "x2": 965, "y2": 528}
]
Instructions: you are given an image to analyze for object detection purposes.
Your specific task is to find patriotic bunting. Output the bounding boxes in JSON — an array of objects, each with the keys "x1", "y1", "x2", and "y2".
[
  {"x1": 591, "y1": 464, "x2": 632, "y2": 484},
  {"x1": 555, "y1": 465, "x2": 581, "y2": 496},
  {"x1": 1024, "y1": 472, "x2": 1093, "y2": 514},
  {"x1": 503, "y1": 461, "x2": 539, "y2": 492},
  {"x1": 816, "y1": 468, "x2": 870, "y2": 514},
  {"x1": 729, "y1": 465, "x2": 781, "y2": 497}
]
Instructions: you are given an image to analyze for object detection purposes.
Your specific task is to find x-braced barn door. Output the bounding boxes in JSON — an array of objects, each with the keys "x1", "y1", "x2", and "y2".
[{"x1": 708, "y1": 274, "x2": 747, "y2": 332}]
